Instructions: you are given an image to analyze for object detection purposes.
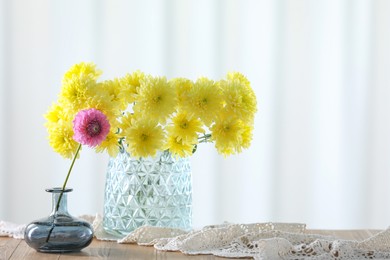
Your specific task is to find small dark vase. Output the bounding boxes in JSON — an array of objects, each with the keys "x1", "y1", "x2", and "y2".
[{"x1": 24, "y1": 188, "x2": 94, "y2": 253}]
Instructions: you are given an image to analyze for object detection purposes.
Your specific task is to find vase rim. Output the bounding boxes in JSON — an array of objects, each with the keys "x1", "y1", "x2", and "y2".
[{"x1": 45, "y1": 187, "x2": 73, "y2": 193}]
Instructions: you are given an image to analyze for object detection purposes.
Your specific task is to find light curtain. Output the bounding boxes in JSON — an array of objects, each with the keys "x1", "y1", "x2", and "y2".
[{"x1": 0, "y1": 0, "x2": 390, "y2": 229}]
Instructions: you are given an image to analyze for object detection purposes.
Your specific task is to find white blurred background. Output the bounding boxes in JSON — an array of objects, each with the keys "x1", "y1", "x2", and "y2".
[{"x1": 1, "y1": 0, "x2": 390, "y2": 230}]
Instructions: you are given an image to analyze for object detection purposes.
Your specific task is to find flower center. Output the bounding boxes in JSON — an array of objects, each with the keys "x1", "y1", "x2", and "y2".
[
  {"x1": 141, "y1": 133, "x2": 149, "y2": 141},
  {"x1": 180, "y1": 121, "x2": 188, "y2": 129},
  {"x1": 197, "y1": 98, "x2": 208, "y2": 109},
  {"x1": 86, "y1": 120, "x2": 102, "y2": 137},
  {"x1": 153, "y1": 96, "x2": 162, "y2": 103}
]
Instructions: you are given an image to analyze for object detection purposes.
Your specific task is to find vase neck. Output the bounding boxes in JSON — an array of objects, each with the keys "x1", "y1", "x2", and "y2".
[{"x1": 47, "y1": 188, "x2": 72, "y2": 216}]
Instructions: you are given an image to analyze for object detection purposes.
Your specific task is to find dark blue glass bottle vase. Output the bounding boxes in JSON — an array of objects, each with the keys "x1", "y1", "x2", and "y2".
[{"x1": 24, "y1": 188, "x2": 94, "y2": 253}]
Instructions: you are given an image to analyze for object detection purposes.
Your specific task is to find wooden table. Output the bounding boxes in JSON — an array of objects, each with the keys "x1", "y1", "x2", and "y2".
[{"x1": 0, "y1": 230, "x2": 381, "y2": 260}]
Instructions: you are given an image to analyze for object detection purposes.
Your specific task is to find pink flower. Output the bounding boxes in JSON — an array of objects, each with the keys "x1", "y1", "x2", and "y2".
[{"x1": 73, "y1": 109, "x2": 110, "y2": 147}]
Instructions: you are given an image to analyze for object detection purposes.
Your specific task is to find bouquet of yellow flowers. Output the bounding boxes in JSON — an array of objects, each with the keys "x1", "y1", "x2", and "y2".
[
  {"x1": 45, "y1": 62, "x2": 257, "y2": 160},
  {"x1": 43, "y1": 62, "x2": 257, "y2": 241}
]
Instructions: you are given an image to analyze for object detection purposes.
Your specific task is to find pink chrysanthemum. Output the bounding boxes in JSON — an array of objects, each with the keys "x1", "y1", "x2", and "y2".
[{"x1": 73, "y1": 108, "x2": 110, "y2": 147}]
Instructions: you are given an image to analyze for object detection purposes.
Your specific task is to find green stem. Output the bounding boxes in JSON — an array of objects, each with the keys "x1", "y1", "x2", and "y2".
[
  {"x1": 198, "y1": 133, "x2": 212, "y2": 143},
  {"x1": 46, "y1": 143, "x2": 82, "y2": 243},
  {"x1": 55, "y1": 143, "x2": 82, "y2": 211}
]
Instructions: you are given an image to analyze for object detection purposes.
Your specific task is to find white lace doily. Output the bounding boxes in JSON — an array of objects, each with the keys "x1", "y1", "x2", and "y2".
[
  {"x1": 2, "y1": 215, "x2": 390, "y2": 259},
  {"x1": 0, "y1": 220, "x2": 25, "y2": 239}
]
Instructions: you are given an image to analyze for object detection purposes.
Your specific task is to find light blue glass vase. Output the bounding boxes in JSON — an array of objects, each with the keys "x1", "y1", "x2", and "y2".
[{"x1": 103, "y1": 148, "x2": 192, "y2": 237}]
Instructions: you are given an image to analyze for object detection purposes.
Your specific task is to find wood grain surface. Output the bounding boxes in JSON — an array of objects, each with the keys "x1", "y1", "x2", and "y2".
[{"x1": 0, "y1": 229, "x2": 381, "y2": 260}]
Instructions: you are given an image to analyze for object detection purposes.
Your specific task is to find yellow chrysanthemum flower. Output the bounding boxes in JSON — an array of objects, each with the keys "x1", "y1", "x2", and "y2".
[
  {"x1": 47, "y1": 121, "x2": 79, "y2": 159},
  {"x1": 119, "y1": 70, "x2": 145, "y2": 104},
  {"x1": 219, "y1": 79, "x2": 255, "y2": 124},
  {"x1": 240, "y1": 91, "x2": 257, "y2": 123},
  {"x1": 170, "y1": 77, "x2": 193, "y2": 109},
  {"x1": 167, "y1": 112, "x2": 204, "y2": 144},
  {"x1": 58, "y1": 75, "x2": 98, "y2": 116},
  {"x1": 211, "y1": 116, "x2": 244, "y2": 156},
  {"x1": 58, "y1": 62, "x2": 109, "y2": 118},
  {"x1": 226, "y1": 72, "x2": 250, "y2": 87},
  {"x1": 95, "y1": 131, "x2": 121, "y2": 157},
  {"x1": 44, "y1": 103, "x2": 72, "y2": 129},
  {"x1": 63, "y1": 62, "x2": 102, "y2": 84},
  {"x1": 165, "y1": 135, "x2": 194, "y2": 158},
  {"x1": 98, "y1": 79, "x2": 128, "y2": 114},
  {"x1": 224, "y1": 72, "x2": 257, "y2": 124},
  {"x1": 182, "y1": 77, "x2": 223, "y2": 126},
  {"x1": 133, "y1": 76, "x2": 176, "y2": 124},
  {"x1": 123, "y1": 117, "x2": 165, "y2": 158},
  {"x1": 241, "y1": 124, "x2": 254, "y2": 149}
]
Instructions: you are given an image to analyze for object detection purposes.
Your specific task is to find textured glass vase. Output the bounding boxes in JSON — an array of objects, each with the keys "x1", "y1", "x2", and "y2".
[
  {"x1": 24, "y1": 188, "x2": 94, "y2": 253},
  {"x1": 103, "y1": 149, "x2": 192, "y2": 237}
]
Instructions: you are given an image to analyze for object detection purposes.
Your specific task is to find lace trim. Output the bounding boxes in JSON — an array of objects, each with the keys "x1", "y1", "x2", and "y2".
[
  {"x1": 0, "y1": 220, "x2": 25, "y2": 239},
  {"x1": 2, "y1": 215, "x2": 390, "y2": 259}
]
